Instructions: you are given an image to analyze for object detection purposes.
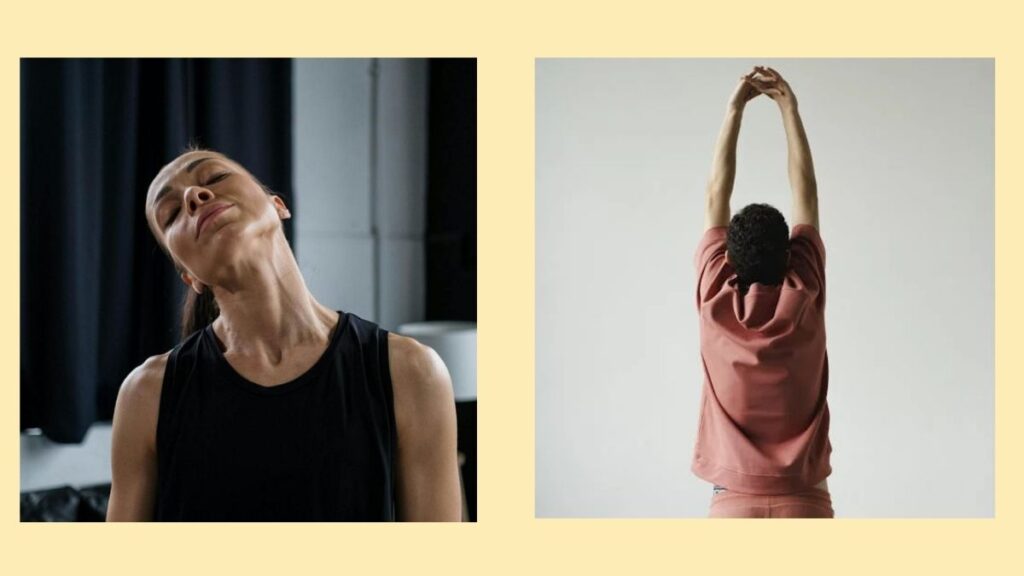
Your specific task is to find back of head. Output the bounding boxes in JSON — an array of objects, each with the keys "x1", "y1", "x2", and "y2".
[{"x1": 726, "y1": 203, "x2": 789, "y2": 289}]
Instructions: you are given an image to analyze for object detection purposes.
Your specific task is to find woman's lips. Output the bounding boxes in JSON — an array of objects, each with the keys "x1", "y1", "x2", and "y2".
[{"x1": 196, "y1": 204, "x2": 233, "y2": 238}]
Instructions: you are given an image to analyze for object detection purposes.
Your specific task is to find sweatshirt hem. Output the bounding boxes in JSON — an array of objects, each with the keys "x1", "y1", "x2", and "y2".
[{"x1": 692, "y1": 457, "x2": 832, "y2": 495}]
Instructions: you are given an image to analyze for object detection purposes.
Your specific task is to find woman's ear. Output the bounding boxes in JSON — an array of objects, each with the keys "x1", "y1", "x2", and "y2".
[
  {"x1": 180, "y1": 271, "x2": 204, "y2": 295},
  {"x1": 272, "y1": 195, "x2": 291, "y2": 220}
]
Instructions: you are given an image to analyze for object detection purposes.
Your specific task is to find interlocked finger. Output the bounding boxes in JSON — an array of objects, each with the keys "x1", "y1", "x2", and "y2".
[
  {"x1": 755, "y1": 66, "x2": 779, "y2": 81},
  {"x1": 747, "y1": 77, "x2": 776, "y2": 90}
]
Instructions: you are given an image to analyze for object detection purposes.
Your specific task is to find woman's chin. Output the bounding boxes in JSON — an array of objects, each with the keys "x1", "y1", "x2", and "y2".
[{"x1": 189, "y1": 220, "x2": 281, "y2": 278}]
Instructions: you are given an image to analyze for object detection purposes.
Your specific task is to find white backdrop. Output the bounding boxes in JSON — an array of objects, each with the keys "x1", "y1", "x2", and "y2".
[{"x1": 535, "y1": 58, "x2": 993, "y2": 518}]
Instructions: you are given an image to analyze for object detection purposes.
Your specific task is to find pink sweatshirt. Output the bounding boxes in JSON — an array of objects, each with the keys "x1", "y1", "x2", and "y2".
[{"x1": 691, "y1": 224, "x2": 831, "y2": 494}]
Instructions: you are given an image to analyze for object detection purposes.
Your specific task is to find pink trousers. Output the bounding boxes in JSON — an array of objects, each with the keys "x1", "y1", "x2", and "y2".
[{"x1": 708, "y1": 487, "x2": 835, "y2": 518}]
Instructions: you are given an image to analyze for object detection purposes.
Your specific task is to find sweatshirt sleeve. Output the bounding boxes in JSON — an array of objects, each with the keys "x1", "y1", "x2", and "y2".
[{"x1": 695, "y1": 226, "x2": 729, "y2": 310}]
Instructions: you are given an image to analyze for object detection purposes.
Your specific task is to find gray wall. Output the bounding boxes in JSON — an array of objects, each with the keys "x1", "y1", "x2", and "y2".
[
  {"x1": 536, "y1": 58, "x2": 994, "y2": 518},
  {"x1": 21, "y1": 58, "x2": 429, "y2": 492},
  {"x1": 293, "y1": 58, "x2": 427, "y2": 330}
]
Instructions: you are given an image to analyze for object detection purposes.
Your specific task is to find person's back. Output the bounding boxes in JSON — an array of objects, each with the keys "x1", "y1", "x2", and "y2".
[
  {"x1": 692, "y1": 223, "x2": 830, "y2": 494},
  {"x1": 696, "y1": 66, "x2": 833, "y2": 517}
]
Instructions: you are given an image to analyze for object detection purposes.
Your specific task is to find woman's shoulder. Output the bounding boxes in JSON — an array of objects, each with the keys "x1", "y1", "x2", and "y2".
[
  {"x1": 120, "y1": 352, "x2": 171, "y2": 405},
  {"x1": 386, "y1": 333, "x2": 450, "y2": 393},
  {"x1": 386, "y1": 333, "x2": 455, "y2": 432},
  {"x1": 112, "y1": 351, "x2": 172, "y2": 457}
]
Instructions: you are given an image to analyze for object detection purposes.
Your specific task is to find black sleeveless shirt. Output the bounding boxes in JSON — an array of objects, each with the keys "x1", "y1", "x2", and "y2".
[{"x1": 153, "y1": 311, "x2": 397, "y2": 521}]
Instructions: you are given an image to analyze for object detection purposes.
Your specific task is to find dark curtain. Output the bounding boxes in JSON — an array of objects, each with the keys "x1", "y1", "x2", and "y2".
[
  {"x1": 426, "y1": 59, "x2": 477, "y2": 322},
  {"x1": 21, "y1": 58, "x2": 292, "y2": 443}
]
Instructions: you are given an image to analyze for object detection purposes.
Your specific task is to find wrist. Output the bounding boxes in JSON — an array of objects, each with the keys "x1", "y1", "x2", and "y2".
[{"x1": 779, "y1": 99, "x2": 799, "y2": 114}]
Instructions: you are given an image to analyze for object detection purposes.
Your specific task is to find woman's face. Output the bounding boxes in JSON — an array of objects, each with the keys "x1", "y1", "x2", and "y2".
[{"x1": 146, "y1": 151, "x2": 290, "y2": 293}]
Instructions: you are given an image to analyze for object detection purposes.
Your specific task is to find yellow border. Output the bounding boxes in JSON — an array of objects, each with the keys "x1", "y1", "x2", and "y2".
[{"x1": 2, "y1": 2, "x2": 1018, "y2": 575}]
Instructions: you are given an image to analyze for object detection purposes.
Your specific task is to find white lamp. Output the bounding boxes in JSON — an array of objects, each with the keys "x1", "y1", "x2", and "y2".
[{"x1": 395, "y1": 321, "x2": 477, "y2": 402}]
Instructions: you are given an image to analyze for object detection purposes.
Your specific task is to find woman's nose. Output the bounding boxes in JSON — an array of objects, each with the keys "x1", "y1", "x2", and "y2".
[{"x1": 184, "y1": 187, "x2": 213, "y2": 215}]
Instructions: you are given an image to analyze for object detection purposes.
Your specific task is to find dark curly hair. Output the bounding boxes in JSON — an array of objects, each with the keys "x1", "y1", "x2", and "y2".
[{"x1": 726, "y1": 203, "x2": 790, "y2": 290}]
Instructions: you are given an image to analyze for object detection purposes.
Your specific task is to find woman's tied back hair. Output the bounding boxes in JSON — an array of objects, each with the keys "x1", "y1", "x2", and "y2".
[{"x1": 726, "y1": 203, "x2": 790, "y2": 289}]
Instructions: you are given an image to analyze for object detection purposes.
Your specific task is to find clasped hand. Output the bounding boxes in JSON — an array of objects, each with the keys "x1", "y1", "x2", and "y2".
[{"x1": 729, "y1": 66, "x2": 796, "y2": 111}]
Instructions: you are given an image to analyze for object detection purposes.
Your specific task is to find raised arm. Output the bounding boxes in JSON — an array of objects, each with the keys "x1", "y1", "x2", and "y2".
[
  {"x1": 705, "y1": 70, "x2": 761, "y2": 231},
  {"x1": 749, "y1": 66, "x2": 819, "y2": 230}
]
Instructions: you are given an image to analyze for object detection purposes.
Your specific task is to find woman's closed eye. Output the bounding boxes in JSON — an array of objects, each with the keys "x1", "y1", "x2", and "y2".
[
  {"x1": 164, "y1": 206, "x2": 180, "y2": 229},
  {"x1": 204, "y1": 172, "x2": 230, "y2": 186}
]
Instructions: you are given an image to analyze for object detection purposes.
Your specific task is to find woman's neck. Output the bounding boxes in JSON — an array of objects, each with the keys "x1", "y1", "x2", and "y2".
[{"x1": 207, "y1": 235, "x2": 336, "y2": 361}]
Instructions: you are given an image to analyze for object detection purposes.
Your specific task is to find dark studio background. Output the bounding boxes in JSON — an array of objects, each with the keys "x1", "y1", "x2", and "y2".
[
  {"x1": 427, "y1": 59, "x2": 478, "y2": 520},
  {"x1": 20, "y1": 58, "x2": 477, "y2": 520},
  {"x1": 20, "y1": 59, "x2": 293, "y2": 444}
]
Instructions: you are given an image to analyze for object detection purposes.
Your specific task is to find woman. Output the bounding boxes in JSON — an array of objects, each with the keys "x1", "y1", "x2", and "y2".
[
  {"x1": 106, "y1": 148, "x2": 462, "y2": 521},
  {"x1": 694, "y1": 66, "x2": 833, "y2": 518}
]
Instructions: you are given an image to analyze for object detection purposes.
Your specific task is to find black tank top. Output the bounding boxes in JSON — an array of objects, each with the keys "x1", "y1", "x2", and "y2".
[{"x1": 153, "y1": 311, "x2": 397, "y2": 521}]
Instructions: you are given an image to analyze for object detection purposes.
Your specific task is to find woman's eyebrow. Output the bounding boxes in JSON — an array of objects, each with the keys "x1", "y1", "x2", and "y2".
[{"x1": 185, "y1": 156, "x2": 216, "y2": 173}]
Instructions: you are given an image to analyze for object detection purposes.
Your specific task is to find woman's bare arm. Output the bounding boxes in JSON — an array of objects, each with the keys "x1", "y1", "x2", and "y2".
[
  {"x1": 388, "y1": 333, "x2": 461, "y2": 521},
  {"x1": 106, "y1": 354, "x2": 165, "y2": 521}
]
